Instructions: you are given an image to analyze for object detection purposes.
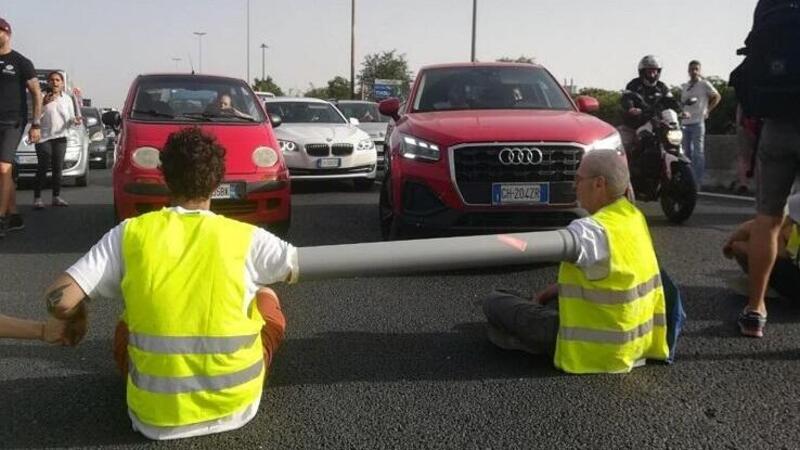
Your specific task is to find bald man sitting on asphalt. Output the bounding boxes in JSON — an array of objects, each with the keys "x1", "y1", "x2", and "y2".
[{"x1": 482, "y1": 149, "x2": 670, "y2": 374}]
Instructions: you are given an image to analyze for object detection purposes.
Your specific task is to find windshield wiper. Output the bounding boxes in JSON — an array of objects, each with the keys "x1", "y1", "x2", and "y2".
[
  {"x1": 181, "y1": 112, "x2": 257, "y2": 122},
  {"x1": 131, "y1": 109, "x2": 176, "y2": 119}
]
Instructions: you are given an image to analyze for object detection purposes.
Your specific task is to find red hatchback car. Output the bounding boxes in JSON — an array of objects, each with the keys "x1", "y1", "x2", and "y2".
[
  {"x1": 104, "y1": 74, "x2": 291, "y2": 235},
  {"x1": 378, "y1": 62, "x2": 620, "y2": 239}
]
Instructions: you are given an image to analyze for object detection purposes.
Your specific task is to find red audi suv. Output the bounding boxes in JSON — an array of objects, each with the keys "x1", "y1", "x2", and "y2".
[{"x1": 378, "y1": 62, "x2": 620, "y2": 239}]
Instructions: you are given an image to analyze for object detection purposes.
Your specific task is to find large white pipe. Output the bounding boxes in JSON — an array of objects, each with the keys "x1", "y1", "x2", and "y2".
[{"x1": 296, "y1": 230, "x2": 578, "y2": 281}]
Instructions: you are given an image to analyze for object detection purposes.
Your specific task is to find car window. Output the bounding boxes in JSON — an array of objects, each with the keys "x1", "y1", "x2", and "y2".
[
  {"x1": 336, "y1": 102, "x2": 389, "y2": 123},
  {"x1": 265, "y1": 102, "x2": 346, "y2": 124},
  {"x1": 130, "y1": 77, "x2": 265, "y2": 122},
  {"x1": 412, "y1": 66, "x2": 573, "y2": 113}
]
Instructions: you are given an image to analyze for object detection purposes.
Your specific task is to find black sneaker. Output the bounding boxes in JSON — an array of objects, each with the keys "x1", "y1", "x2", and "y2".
[
  {"x1": 737, "y1": 309, "x2": 767, "y2": 338},
  {"x1": 7, "y1": 213, "x2": 24, "y2": 231},
  {"x1": 0, "y1": 216, "x2": 6, "y2": 239}
]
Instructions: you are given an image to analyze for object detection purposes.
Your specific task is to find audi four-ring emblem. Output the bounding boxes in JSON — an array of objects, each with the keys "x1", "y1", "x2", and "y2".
[{"x1": 498, "y1": 147, "x2": 544, "y2": 165}]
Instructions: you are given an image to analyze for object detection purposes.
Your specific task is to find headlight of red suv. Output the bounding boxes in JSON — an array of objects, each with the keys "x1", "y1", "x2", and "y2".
[{"x1": 400, "y1": 134, "x2": 440, "y2": 162}]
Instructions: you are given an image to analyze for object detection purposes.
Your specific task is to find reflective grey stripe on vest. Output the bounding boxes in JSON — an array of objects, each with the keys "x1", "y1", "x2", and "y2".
[
  {"x1": 560, "y1": 313, "x2": 666, "y2": 344},
  {"x1": 129, "y1": 359, "x2": 264, "y2": 394},
  {"x1": 129, "y1": 333, "x2": 258, "y2": 354},
  {"x1": 559, "y1": 274, "x2": 662, "y2": 305}
]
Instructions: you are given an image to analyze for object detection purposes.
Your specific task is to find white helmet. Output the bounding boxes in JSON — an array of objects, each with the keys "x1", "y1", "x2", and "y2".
[{"x1": 638, "y1": 55, "x2": 663, "y2": 86}]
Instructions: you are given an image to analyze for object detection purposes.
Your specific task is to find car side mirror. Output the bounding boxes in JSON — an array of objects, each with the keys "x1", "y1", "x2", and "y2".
[
  {"x1": 102, "y1": 111, "x2": 121, "y2": 129},
  {"x1": 379, "y1": 98, "x2": 401, "y2": 121},
  {"x1": 269, "y1": 113, "x2": 282, "y2": 129},
  {"x1": 575, "y1": 95, "x2": 600, "y2": 113},
  {"x1": 349, "y1": 117, "x2": 360, "y2": 126}
]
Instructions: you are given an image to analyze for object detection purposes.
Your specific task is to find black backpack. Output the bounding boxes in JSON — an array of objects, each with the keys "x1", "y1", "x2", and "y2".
[{"x1": 730, "y1": 0, "x2": 800, "y2": 118}]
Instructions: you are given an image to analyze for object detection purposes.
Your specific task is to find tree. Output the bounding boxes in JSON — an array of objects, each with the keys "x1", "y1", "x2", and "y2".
[
  {"x1": 357, "y1": 50, "x2": 412, "y2": 100},
  {"x1": 496, "y1": 55, "x2": 536, "y2": 64},
  {"x1": 303, "y1": 76, "x2": 352, "y2": 99},
  {"x1": 252, "y1": 77, "x2": 284, "y2": 96}
]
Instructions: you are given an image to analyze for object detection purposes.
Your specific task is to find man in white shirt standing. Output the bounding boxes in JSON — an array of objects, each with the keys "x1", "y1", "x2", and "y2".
[
  {"x1": 680, "y1": 60, "x2": 721, "y2": 189},
  {"x1": 42, "y1": 127, "x2": 298, "y2": 440}
]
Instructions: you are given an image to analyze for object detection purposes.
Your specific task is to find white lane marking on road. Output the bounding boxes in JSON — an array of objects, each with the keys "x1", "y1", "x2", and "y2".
[{"x1": 698, "y1": 192, "x2": 755, "y2": 202}]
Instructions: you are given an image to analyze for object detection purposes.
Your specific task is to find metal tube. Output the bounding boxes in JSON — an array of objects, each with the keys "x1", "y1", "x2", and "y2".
[{"x1": 297, "y1": 230, "x2": 578, "y2": 281}]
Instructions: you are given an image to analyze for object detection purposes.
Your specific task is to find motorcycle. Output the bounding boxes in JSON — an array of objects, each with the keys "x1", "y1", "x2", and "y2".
[{"x1": 621, "y1": 91, "x2": 698, "y2": 224}]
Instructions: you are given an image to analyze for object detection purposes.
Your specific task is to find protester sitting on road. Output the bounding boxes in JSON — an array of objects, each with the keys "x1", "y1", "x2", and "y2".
[
  {"x1": 482, "y1": 149, "x2": 669, "y2": 374},
  {"x1": 33, "y1": 71, "x2": 82, "y2": 209},
  {"x1": 0, "y1": 313, "x2": 65, "y2": 342},
  {"x1": 724, "y1": 193, "x2": 800, "y2": 302},
  {"x1": 41, "y1": 127, "x2": 298, "y2": 440}
]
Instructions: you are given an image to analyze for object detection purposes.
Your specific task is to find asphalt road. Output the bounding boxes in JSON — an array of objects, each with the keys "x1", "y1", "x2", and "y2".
[{"x1": 1, "y1": 170, "x2": 798, "y2": 449}]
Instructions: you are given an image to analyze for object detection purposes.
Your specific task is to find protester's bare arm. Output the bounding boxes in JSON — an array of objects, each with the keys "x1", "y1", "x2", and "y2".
[
  {"x1": 26, "y1": 77, "x2": 42, "y2": 142},
  {"x1": 44, "y1": 274, "x2": 90, "y2": 346}
]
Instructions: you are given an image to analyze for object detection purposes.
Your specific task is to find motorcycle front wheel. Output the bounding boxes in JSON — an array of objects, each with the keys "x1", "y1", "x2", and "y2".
[{"x1": 660, "y1": 162, "x2": 697, "y2": 224}]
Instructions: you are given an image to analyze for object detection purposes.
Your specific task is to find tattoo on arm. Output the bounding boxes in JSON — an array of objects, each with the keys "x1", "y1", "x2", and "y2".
[{"x1": 45, "y1": 284, "x2": 70, "y2": 314}]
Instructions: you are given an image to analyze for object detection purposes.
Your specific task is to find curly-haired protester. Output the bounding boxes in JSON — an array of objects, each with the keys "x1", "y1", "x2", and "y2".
[
  {"x1": 39, "y1": 127, "x2": 298, "y2": 440},
  {"x1": 33, "y1": 70, "x2": 81, "y2": 208}
]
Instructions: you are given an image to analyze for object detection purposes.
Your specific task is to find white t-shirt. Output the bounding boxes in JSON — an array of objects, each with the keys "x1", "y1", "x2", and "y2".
[
  {"x1": 680, "y1": 78, "x2": 719, "y2": 125},
  {"x1": 565, "y1": 216, "x2": 610, "y2": 280},
  {"x1": 66, "y1": 207, "x2": 298, "y2": 440},
  {"x1": 40, "y1": 92, "x2": 79, "y2": 142}
]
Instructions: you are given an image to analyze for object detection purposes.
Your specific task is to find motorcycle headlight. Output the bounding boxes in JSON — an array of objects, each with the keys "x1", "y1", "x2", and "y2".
[
  {"x1": 252, "y1": 146, "x2": 279, "y2": 167},
  {"x1": 90, "y1": 131, "x2": 105, "y2": 142},
  {"x1": 400, "y1": 135, "x2": 440, "y2": 161},
  {"x1": 667, "y1": 130, "x2": 683, "y2": 146},
  {"x1": 588, "y1": 132, "x2": 623, "y2": 152},
  {"x1": 131, "y1": 146, "x2": 161, "y2": 169},
  {"x1": 357, "y1": 138, "x2": 375, "y2": 151},
  {"x1": 279, "y1": 140, "x2": 298, "y2": 152}
]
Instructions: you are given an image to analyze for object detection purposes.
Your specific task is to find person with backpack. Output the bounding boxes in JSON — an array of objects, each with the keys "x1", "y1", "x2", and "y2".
[{"x1": 729, "y1": 0, "x2": 800, "y2": 337}]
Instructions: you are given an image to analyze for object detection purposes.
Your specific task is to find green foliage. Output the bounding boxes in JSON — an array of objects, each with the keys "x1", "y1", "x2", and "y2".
[
  {"x1": 251, "y1": 77, "x2": 284, "y2": 96},
  {"x1": 304, "y1": 76, "x2": 352, "y2": 99},
  {"x1": 574, "y1": 87, "x2": 623, "y2": 126},
  {"x1": 705, "y1": 76, "x2": 736, "y2": 135},
  {"x1": 496, "y1": 55, "x2": 536, "y2": 64},
  {"x1": 357, "y1": 50, "x2": 412, "y2": 100}
]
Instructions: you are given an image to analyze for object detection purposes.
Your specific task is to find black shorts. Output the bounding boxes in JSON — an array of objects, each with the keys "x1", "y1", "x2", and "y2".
[{"x1": 0, "y1": 121, "x2": 26, "y2": 164}]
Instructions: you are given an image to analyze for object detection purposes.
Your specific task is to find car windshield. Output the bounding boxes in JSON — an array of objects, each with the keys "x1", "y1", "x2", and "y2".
[
  {"x1": 412, "y1": 66, "x2": 574, "y2": 113},
  {"x1": 265, "y1": 101, "x2": 346, "y2": 124},
  {"x1": 336, "y1": 102, "x2": 389, "y2": 123},
  {"x1": 130, "y1": 77, "x2": 265, "y2": 122}
]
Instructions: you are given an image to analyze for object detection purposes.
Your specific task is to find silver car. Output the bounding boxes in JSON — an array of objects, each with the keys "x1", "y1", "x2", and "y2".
[
  {"x1": 335, "y1": 100, "x2": 390, "y2": 170},
  {"x1": 265, "y1": 97, "x2": 377, "y2": 190}
]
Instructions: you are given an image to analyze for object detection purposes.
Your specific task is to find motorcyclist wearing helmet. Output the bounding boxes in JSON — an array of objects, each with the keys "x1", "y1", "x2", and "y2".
[{"x1": 619, "y1": 55, "x2": 677, "y2": 155}]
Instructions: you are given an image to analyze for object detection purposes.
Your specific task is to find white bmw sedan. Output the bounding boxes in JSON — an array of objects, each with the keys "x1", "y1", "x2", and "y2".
[{"x1": 264, "y1": 97, "x2": 377, "y2": 190}]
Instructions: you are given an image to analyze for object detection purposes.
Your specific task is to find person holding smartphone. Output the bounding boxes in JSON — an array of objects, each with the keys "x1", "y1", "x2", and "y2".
[{"x1": 33, "y1": 71, "x2": 81, "y2": 209}]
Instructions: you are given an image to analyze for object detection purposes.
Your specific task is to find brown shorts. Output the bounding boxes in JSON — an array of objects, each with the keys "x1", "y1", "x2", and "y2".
[{"x1": 113, "y1": 288, "x2": 287, "y2": 376}]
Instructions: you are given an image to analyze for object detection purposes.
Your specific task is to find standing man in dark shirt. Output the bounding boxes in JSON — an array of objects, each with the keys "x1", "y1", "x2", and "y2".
[
  {"x1": 618, "y1": 55, "x2": 674, "y2": 156},
  {"x1": 0, "y1": 17, "x2": 41, "y2": 238}
]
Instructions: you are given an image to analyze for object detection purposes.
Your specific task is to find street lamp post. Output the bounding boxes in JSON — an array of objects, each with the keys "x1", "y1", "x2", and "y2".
[
  {"x1": 246, "y1": 0, "x2": 250, "y2": 83},
  {"x1": 172, "y1": 57, "x2": 182, "y2": 71},
  {"x1": 260, "y1": 43, "x2": 269, "y2": 80},
  {"x1": 193, "y1": 31, "x2": 207, "y2": 73},
  {"x1": 350, "y1": 0, "x2": 356, "y2": 99},
  {"x1": 471, "y1": 0, "x2": 477, "y2": 62}
]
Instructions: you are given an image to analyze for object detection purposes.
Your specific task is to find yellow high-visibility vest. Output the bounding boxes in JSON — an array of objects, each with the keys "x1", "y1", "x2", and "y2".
[
  {"x1": 554, "y1": 198, "x2": 669, "y2": 374},
  {"x1": 121, "y1": 209, "x2": 265, "y2": 427},
  {"x1": 787, "y1": 223, "x2": 799, "y2": 268}
]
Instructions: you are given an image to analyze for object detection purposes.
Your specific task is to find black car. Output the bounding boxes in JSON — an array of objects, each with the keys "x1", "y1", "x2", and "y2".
[{"x1": 82, "y1": 107, "x2": 115, "y2": 168}]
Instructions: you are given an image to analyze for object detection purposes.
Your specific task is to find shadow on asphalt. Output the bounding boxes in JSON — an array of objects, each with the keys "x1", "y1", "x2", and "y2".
[
  {"x1": 290, "y1": 179, "x2": 380, "y2": 195},
  {"x1": 269, "y1": 322, "x2": 563, "y2": 387},
  {"x1": 0, "y1": 204, "x2": 116, "y2": 254},
  {"x1": 0, "y1": 339, "x2": 146, "y2": 447}
]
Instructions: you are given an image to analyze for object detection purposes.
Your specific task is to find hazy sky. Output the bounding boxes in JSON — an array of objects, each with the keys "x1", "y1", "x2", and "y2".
[{"x1": 3, "y1": 0, "x2": 758, "y2": 108}]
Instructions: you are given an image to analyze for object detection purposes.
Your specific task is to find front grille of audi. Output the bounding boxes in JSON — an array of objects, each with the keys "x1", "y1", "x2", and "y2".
[{"x1": 451, "y1": 144, "x2": 583, "y2": 205}]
